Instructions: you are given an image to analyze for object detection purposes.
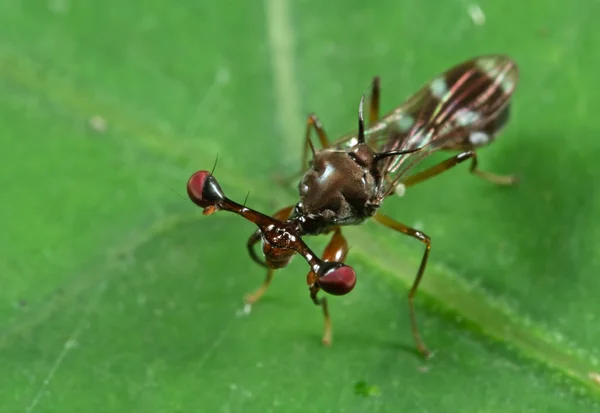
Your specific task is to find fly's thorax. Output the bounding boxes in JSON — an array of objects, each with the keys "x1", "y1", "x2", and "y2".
[{"x1": 297, "y1": 145, "x2": 383, "y2": 228}]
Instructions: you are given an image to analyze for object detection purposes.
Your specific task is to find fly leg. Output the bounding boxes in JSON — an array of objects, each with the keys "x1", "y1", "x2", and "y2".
[
  {"x1": 307, "y1": 228, "x2": 348, "y2": 346},
  {"x1": 469, "y1": 152, "x2": 517, "y2": 185},
  {"x1": 301, "y1": 113, "x2": 331, "y2": 169},
  {"x1": 244, "y1": 205, "x2": 295, "y2": 306},
  {"x1": 276, "y1": 113, "x2": 332, "y2": 186},
  {"x1": 243, "y1": 265, "x2": 275, "y2": 307},
  {"x1": 372, "y1": 213, "x2": 432, "y2": 359},
  {"x1": 402, "y1": 151, "x2": 516, "y2": 188},
  {"x1": 382, "y1": 151, "x2": 513, "y2": 358}
]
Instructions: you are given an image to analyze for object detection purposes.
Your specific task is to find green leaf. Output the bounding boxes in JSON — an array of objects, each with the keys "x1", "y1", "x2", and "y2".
[{"x1": 1, "y1": 0, "x2": 599, "y2": 411}]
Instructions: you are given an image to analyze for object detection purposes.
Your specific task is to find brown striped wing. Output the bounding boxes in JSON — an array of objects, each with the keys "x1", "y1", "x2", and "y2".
[{"x1": 337, "y1": 55, "x2": 519, "y2": 196}]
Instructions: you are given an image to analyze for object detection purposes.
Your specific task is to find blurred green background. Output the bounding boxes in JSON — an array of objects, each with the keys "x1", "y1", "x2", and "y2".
[{"x1": 1, "y1": 0, "x2": 599, "y2": 411}]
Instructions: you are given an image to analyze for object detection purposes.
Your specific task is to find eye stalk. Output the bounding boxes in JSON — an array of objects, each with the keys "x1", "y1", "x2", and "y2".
[
  {"x1": 317, "y1": 262, "x2": 357, "y2": 295},
  {"x1": 187, "y1": 170, "x2": 355, "y2": 297}
]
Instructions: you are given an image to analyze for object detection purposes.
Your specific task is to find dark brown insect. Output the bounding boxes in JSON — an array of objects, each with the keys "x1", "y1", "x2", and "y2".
[{"x1": 187, "y1": 55, "x2": 519, "y2": 358}]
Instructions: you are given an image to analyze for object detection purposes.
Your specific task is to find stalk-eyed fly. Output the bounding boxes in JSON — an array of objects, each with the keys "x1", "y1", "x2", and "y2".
[{"x1": 187, "y1": 55, "x2": 519, "y2": 358}]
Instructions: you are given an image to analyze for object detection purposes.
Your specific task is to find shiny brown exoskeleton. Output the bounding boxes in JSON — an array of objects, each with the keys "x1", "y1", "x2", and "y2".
[{"x1": 188, "y1": 55, "x2": 519, "y2": 358}]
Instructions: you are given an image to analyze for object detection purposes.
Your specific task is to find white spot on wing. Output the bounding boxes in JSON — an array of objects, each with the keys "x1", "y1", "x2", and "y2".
[
  {"x1": 476, "y1": 57, "x2": 499, "y2": 75},
  {"x1": 469, "y1": 131, "x2": 490, "y2": 145},
  {"x1": 397, "y1": 115, "x2": 415, "y2": 132},
  {"x1": 475, "y1": 57, "x2": 497, "y2": 73},
  {"x1": 395, "y1": 183, "x2": 406, "y2": 197},
  {"x1": 455, "y1": 108, "x2": 481, "y2": 126},
  {"x1": 430, "y1": 77, "x2": 448, "y2": 99},
  {"x1": 476, "y1": 57, "x2": 515, "y2": 94},
  {"x1": 407, "y1": 128, "x2": 433, "y2": 148},
  {"x1": 499, "y1": 77, "x2": 515, "y2": 94}
]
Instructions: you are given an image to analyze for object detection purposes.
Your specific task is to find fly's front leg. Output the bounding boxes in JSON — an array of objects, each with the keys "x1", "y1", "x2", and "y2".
[
  {"x1": 307, "y1": 227, "x2": 348, "y2": 346},
  {"x1": 245, "y1": 205, "x2": 295, "y2": 306},
  {"x1": 244, "y1": 266, "x2": 275, "y2": 307},
  {"x1": 277, "y1": 113, "x2": 332, "y2": 186},
  {"x1": 373, "y1": 213, "x2": 432, "y2": 359},
  {"x1": 299, "y1": 113, "x2": 331, "y2": 171}
]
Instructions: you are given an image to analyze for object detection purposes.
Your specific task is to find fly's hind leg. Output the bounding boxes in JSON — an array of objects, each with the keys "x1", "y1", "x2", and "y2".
[
  {"x1": 402, "y1": 150, "x2": 516, "y2": 188},
  {"x1": 463, "y1": 105, "x2": 518, "y2": 185},
  {"x1": 469, "y1": 152, "x2": 518, "y2": 185}
]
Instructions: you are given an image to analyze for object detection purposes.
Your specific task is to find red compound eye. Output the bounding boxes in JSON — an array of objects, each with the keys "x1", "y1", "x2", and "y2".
[
  {"x1": 318, "y1": 264, "x2": 357, "y2": 295},
  {"x1": 187, "y1": 171, "x2": 225, "y2": 208}
]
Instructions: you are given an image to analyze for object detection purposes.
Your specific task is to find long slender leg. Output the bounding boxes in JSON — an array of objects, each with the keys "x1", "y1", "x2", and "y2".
[
  {"x1": 310, "y1": 286, "x2": 332, "y2": 346},
  {"x1": 245, "y1": 205, "x2": 295, "y2": 305},
  {"x1": 469, "y1": 153, "x2": 518, "y2": 185},
  {"x1": 246, "y1": 230, "x2": 267, "y2": 268},
  {"x1": 277, "y1": 113, "x2": 332, "y2": 187},
  {"x1": 245, "y1": 268, "x2": 275, "y2": 306},
  {"x1": 372, "y1": 213, "x2": 432, "y2": 358},
  {"x1": 402, "y1": 151, "x2": 474, "y2": 188},
  {"x1": 300, "y1": 113, "x2": 330, "y2": 172},
  {"x1": 306, "y1": 228, "x2": 348, "y2": 346},
  {"x1": 401, "y1": 151, "x2": 516, "y2": 189}
]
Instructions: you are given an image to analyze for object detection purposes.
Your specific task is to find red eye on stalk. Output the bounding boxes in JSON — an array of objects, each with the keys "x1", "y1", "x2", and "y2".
[
  {"x1": 318, "y1": 265, "x2": 357, "y2": 295},
  {"x1": 187, "y1": 170, "x2": 225, "y2": 208}
]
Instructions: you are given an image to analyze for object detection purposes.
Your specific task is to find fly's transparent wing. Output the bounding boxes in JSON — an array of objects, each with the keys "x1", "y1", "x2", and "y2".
[{"x1": 362, "y1": 55, "x2": 518, "y2": 195}]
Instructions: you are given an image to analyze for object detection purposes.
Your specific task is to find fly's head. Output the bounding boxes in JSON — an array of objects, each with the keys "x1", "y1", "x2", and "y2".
[
  {"x1": 296, "y1": 143, "x2": 383, "y2": 231},
  {"x1": 258, "y1": 221, "x2": 300, "y2": 269},
  {"x1": 187, "y1": 170, "x2": 357, "y2": 293}
]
